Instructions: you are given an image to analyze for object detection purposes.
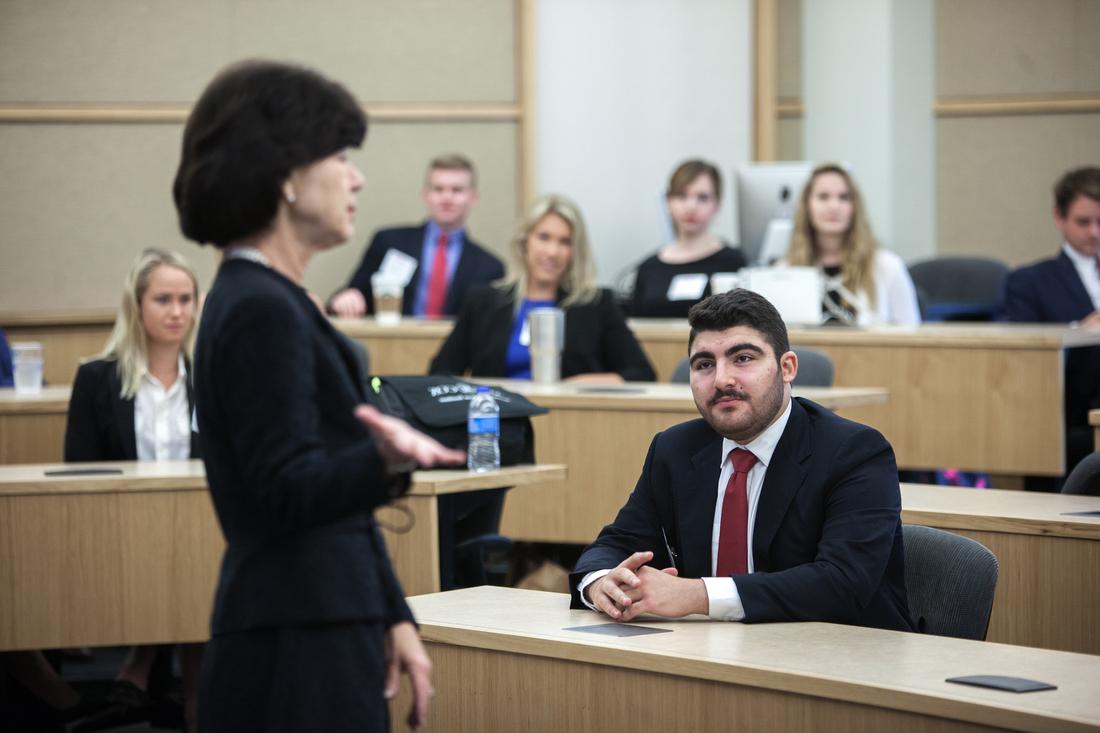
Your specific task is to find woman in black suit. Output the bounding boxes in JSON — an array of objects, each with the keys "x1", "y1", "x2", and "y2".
[
  {"x1": 64, "y1": 246, "x2": 203, "y2": 729},
  {"x1": 430, "y1": 194, "x2": 655, "y2": 382},
  {"x1": 173, "y1": 61, "x2": 462, "y2": 732}
]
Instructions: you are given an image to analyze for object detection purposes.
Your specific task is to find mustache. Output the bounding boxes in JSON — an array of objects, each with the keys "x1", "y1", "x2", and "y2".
[{"x1": 709, "y1": 388, "x2": 749, "y2": 406}]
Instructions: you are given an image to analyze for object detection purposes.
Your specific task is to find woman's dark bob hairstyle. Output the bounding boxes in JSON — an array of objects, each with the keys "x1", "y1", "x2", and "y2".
[{"x1": 173, "y1": 60, "x2": 366, "y2": 247}]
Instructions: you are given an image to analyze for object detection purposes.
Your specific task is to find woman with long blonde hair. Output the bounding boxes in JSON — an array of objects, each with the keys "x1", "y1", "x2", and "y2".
[
  {"x1": 787, "y1": 164, "x2": 920, "y2": 325},
  {"x1": 431, "y1": 194, "x2": 655, "y2": 382},
  {"x1": 63, "y1": 247, "x2": 204, "y2": 729}
]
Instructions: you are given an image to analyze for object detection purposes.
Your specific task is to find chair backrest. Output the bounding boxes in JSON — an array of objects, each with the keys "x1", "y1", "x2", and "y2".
[
  {"x1": 792, "y1": 347, "x2": 834, "y2": 387},
  {"x1": 903, "y1": 524, "x2": 998, "y2": 640},
  {"x1": 1062, "y1": 451, "x2": 1100, "y2": 496},
  {"x1": 670, "y1": 347, "x2": 834, "y2": 387},
  {"x1": 907, "y1": 256, "x2": 1010, "y2": 321},
  {"x1": 671, "y1": 356, "x2": 691, "y2": 384}
]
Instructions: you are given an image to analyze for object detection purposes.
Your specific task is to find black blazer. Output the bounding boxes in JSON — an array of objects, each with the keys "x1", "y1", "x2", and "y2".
[
  {"x1": 1006, "y1": 251, "x2": 1100, "y2": 432},
  {"x1": 571, "y1": 398, "x2": 915, "y2": 632},
  {"x1": 195, "y1": 259, "x2": 413, "y2": 634},
  {"x1": 429, "y1": 285, "x2": 656, "y2": 381},
  {"x1": 340, "y1": 224, "x2": 504, "y2": 316},
  {"x1": 1005, "y1": 251, "x2": 1095, "y2": 323},
  {"x1": 64, "y1": 358, "x2": 200, "y2": 461}
]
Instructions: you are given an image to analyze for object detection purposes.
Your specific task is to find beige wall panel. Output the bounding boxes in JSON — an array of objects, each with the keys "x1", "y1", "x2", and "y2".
[
  {"x1": 936, "y1": 113, "x2": 1100, "y2": 265},
  {"x1": 0, "y1": 120, "x2": 517, "y2": 311},
  {"x1": 776, "y1": 118, "x2": 802, "y2": 161},
  {"x1": 936, "y1": 0, "x2": 1100, "y2": 96},
  {"x1": 0, "y1": 0, "x2": 516, "y2": 103},
  {"x1": 776, "y1": 0, "x2": 801, "y2": 99},
  {"x1": 0, "y1": 0, "x2": 232, "y2": 103},
  {"x1": 0, "y1": 123, "x2": 217, "y2": 312},
  {"x1": 304, "y1": 122, "x2": 518, "y2": 300}
]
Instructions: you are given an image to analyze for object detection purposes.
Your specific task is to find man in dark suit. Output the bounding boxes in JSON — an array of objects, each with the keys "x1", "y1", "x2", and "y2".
[
  {"x1": 328, "y1": 153, "x2": 505, "y2": 318},
  {"x1": 1006, "y1": 166, "x2": 1100, "y2": 485},
  {"x1": 571, "y1": 289, "x2": 914, "y2": 631}
]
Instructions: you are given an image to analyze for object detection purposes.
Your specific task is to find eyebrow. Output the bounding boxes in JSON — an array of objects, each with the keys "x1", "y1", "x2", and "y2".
[{"x1": 689, "y1": 342, "x2": 765, "y2": 365}]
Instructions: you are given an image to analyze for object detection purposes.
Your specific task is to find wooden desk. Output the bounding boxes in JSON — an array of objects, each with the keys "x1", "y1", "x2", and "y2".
[
  {"x1": 0, "y1": 309, "x2": 114, "y2": 387},
  {"x1": 901, "y1": 484, "x2": 1100, "y2": 655},
  {"x1": 334, "y1": 317, "x2": 452, "y2": 376},
  {"x1": 0, "y1": 460, "x2": 563, "y2": 650},
  {"x1": 487, "y1": 380, "x2": 887, "y2": 544},
  {"x1": 399, "y1": 586, "x2": 1100, "y2": 733},
  {"x1": 632, "y1": 320, "x2": 1100, "y2": 476},
  {"x1": 0, "y1": 386, "x2": 69, "y2": 463},
  {"x1": 1091, "y1": 409, "x2": 1099, "y2": 451}
]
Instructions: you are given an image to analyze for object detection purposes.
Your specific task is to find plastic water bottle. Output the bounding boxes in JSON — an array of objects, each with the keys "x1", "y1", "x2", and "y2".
[{"x1": 467, "y1": 386, "x2": 500, "y2": 472}]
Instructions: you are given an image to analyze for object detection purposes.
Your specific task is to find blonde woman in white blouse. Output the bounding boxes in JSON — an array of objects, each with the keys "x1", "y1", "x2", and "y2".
[{"x1": 64, "y1": 247, "x2": 202, "y2": 730}]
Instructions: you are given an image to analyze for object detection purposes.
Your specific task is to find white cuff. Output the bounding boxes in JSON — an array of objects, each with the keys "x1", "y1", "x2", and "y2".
[
  {"x1": 577, "y1": 569, "x2": 612, "y2": 612},
  {"x1": 701, "y1": 577, "x2": 746, "y2": 621}
]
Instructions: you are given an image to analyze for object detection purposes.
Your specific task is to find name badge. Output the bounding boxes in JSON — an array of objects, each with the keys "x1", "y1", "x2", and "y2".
[
  {"x1": 667, "y1": 273, "x2": 708, "y2": 301},
  {"x1": 378, "y1": 249, "x2": 418, "y2": 288}
]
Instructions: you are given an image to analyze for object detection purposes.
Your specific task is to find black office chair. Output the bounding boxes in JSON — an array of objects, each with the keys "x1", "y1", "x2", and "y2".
[
  {"x1": 1061, "y1": 451, "x2": 1100, "y2": 496},
  {"x1": 907, "y1": 256, "x2": 1010, "y2": 321},
  {"x1": 790, "y1": 347, "x2": 834, "y2": 387},
  {"x1": 903, "y1": 525, "x2": 998, "y2": 640},
  {"x1": 670, "y1": 347, "x2": 834, "y2": 387}
]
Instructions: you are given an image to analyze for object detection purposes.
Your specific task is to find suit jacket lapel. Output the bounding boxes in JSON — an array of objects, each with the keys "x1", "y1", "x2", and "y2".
[
  {"x1": 680, "y1": 433, "x2": 723, "y2": 578},
  {"x1": 445, "y1": 233, "x2": 475, "y2": 314},
  {"x1": 109, "y1": 369, "x2": 138, "y2": 460},
  {"x1": 400, "y1": 226, "x2": 426, "y2": 314},
  {"x1": 1056, "y1": 252, "x2": 1095, "y2": 315},
  {"x1": 752, "y1": 398, "x2": 810, "y2": 569}
]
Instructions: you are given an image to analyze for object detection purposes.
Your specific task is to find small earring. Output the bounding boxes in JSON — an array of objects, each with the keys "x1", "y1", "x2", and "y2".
[{"x1": 286, "y1": 190, "x2": 297, "y2": 204}]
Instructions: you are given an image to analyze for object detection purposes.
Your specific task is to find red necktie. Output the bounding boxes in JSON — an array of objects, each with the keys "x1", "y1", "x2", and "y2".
[
  {"x1": 424, "y1": 232, "x2": 450, "y2": 318},
  {"x1": 715, "y1": 448, "x2": 759, "y2": 577}
]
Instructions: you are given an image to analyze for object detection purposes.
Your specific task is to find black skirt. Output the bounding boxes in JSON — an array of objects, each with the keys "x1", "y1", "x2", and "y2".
[{"x1": 198, "y1": 621, "x2": 387, "y2": 733}]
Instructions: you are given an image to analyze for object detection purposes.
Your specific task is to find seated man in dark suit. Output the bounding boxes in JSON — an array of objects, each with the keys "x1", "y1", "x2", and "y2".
[
  {"x1": 571, "y1": 289, "x2": 914, "y2": 631},
  {"x1": 328, "y1": 153, "x2": 505, "y2": 318},
  {"x1": 1005, "y1": 166, "x2": 1100, "y2": 485}
]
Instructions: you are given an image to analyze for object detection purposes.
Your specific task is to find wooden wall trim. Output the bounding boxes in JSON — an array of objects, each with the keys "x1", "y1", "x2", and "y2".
[
  {"x1": 934, "y1": 95, "x2": 1100, "y2": 118},
  {"x1": 517, "y1": 0, "x2": 537, "y2": 211},
  {"x1": 0, "y1": 102, "x2": 523, "y2": 125},
  {"x1": 0, "y1": 308, "x2": 116, "y2": 328},
  {"x1": 777, "y1": 97, "x2": 803, "y2": 119},
  {"x1": 753, "y1": 0, "x2": 779, "y2": 161}
]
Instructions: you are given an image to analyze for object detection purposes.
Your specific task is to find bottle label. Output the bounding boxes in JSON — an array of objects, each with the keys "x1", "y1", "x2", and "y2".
[{"x1": 468, "y1": 416, "x2": 500, "y2": 435}]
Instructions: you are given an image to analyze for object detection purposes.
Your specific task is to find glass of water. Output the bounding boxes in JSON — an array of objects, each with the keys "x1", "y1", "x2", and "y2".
[{"x1": 12, "y1": 342, "x2": 44, "y2": 395}]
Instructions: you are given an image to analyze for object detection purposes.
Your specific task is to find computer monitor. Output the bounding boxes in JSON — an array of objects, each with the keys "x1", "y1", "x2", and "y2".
[{"x1": 735, "y1": 162, "x2": 814, "y2": 265}]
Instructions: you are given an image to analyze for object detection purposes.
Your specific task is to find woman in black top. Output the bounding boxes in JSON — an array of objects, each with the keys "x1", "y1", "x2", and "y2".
[
  {"x1": 630, "y1": 159, "x2": 747, "y2": 318},
  {"x1": 173, "y1": 60, "x2": 462, "y2": 732},
  {"x1": 431, "y1": 194, "x2": 655, "y2": 382}
]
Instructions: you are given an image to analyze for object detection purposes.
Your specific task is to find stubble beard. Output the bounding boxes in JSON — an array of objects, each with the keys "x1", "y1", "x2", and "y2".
[{"x1": 702, "y1": 372, "x2": 786, "y2": 443}]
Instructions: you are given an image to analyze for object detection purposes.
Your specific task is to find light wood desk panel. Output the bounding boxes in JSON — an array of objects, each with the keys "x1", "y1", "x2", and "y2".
[
  {"x1": 488, "y1": 380, "x2": 886, "y2": 544},
  {"x1": 901, "y1": 484, "x2": 1100, "y2": 655},
  {"x1": 0, "y1": 461, "x2": 562, "y2": 650},
  {"x1": 632, "y1": 320, "x2": 1100, "y2": 476},
  {"x1": 334, "y1": 317, "x2": 451, "y2": 376},
  {"x1": 0, "y1": 309, "x2": 114, "y2": 387},
  {"x1": 399, "y1": 587, "x2": 1100, "y2": 733},
  {"x1": 0, "y1": 386, "x2": 69, "y2": 464}
]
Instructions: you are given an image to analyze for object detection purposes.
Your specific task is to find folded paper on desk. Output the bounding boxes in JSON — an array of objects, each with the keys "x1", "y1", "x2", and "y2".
[
  {"x1": 945, "y1": 675, "x2": 1057, "y2": 693},
  {"x1": 564, "y1": 623, "x2": 673, "y2": 638}
]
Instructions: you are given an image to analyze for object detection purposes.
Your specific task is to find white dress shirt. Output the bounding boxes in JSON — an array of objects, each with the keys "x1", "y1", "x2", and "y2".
[
  {"x1": 1062, "y1": 242, "x2": 1100, "y2": 312},
  {"x1": 579, "y1": 398, "x2": 793, "y2": 622},
  {"x1": 134, "y1": 354, "x2": 191, "y2": 461}
]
